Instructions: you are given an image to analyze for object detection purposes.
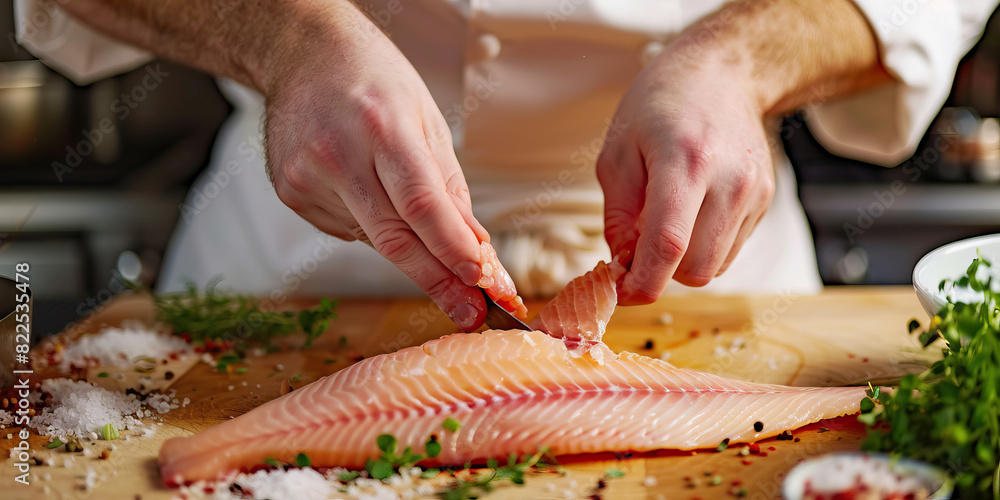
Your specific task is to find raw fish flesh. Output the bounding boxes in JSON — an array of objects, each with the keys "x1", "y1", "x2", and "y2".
[
  {"x1": 158, "y1": 259, "x2": 866, "y2": 485},
  {"x1": 159, "y1": 329, "x2": 866, "y2": 485}
]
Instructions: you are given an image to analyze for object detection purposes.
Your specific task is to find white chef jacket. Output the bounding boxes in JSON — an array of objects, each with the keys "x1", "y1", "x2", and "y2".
[{"x1": 15, "y1": 0, "x2": 998, "y2": 298}]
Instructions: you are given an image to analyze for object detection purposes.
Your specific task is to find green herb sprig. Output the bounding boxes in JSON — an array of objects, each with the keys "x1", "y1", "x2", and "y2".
[
  {"x1": 149, "y1": 278, "x2": 337, "y2": 353},
  {"x1": 861, "y1": 254, "x2": 1000, "y2": 498}
]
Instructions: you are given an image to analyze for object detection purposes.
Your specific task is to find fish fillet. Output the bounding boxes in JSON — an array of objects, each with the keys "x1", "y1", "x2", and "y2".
[{"x1": 159, "y1": 329, "x2": 866, "y2": 485}]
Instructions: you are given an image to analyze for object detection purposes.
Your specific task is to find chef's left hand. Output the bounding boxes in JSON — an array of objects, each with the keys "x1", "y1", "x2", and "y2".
[
  {"x1": 598, "y1": 0, "x2": 889, "y2": 305},
  {"x1": 598, "y1": 50, "x2": 774, "y2": 305}
]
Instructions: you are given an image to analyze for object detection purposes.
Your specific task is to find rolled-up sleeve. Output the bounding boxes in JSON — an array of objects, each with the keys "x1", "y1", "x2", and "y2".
[
  {"x1": 14, "y1": 0, "x2": 153, "y2": 85},
  {"x1": 807, "y1": 0, "x2": 999, "y2": 166}
]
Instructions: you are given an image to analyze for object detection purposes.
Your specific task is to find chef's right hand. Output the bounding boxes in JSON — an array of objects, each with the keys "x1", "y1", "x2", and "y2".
[{"x1": 262, "y1": 2, "x2": 488, "y2": 331}]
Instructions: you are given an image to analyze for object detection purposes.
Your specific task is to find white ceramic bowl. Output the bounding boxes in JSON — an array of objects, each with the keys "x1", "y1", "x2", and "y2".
[
  {"x1": 783, "y1": 452, "x2": 953, "y2": 500},
  {"x1": 912, "y1": 234, "x2": 1000, "y2": 318}
]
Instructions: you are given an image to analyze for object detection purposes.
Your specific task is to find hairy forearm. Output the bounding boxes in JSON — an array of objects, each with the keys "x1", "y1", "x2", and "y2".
[
  {"x1": 58, "y1": 0, "x2": 361, "y2": 93},
  {"x1": 672, "y1": 0, "x2": 891, "y2": 116}
]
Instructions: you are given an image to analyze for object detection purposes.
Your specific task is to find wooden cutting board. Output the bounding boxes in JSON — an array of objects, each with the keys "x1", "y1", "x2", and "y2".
[{"x1": 0, "y1": 287, "x2": 936, "y2": 500}]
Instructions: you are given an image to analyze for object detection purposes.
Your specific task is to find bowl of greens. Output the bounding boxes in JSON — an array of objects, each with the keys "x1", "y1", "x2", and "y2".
[
  {"x1": 913, "y1": 234, "x2": 1000, "y2": 318},
  {"x1": 861, "y1": 249, "x2": 1000, "y2": 499}
]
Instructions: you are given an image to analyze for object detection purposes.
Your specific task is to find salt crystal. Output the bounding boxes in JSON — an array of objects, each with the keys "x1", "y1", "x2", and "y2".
[
  {"x1": 241, "y1": 381, "x2": 248, "y2": 387},
  {"x1": 275, "y1": 364, "x2": 285, "y2": 371},
  {"x1": 643, "y1": 475, "x2": 658, "y2": 487},
  {"x1": 767, "y1": 358, "x2": 779, "y2": 371},
  {"x1": 228, "y1": 468, "x2": 333, "y2": 500},
  {"x1": 659, "y1": 351, "x2": 672, "y2": 362},
  {"x1": 64, "y1": 457, "x2": 74, "y2": 468},
  {"x1": 31, "y1": 379, "x2": 142, "y2": 438},
  {"x1": 228, "y1": 385, "x2": 235, "y2": 391},
  {"x1": 41, "y1": 473, "x2": 51, "y2": 481},
  {"x1": 82, "y1": 466, "x2": 98, "y2": 491},
  {"x1": 0, "y1": 410, "x2": 13, "y2": 428},
  {"x1": 658, "y1": 313, "x2": 674, "y2": 325},
  {"x1": 57, "y1": 323, "x2": 192, "y2": 372},
  {"x1": 5, "y1": 433, "x2": 11, "y2": 439}
]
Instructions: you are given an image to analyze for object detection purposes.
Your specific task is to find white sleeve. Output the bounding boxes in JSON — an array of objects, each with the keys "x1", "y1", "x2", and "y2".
[
  {"x1": 14, "y1": 0, "x2": 153, "y2": 85},
  {"x1": 806, "y1": 0, "x2": 999, "y2": 166}
]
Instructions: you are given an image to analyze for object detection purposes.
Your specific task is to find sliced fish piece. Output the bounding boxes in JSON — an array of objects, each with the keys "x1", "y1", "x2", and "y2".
[
  {"x1": 159, "y1": 329, "x2": 866, "y2": 485},
  {"x1": 477, "y1": 241, "x2": 527, "y2": 320},
  {"x1": 531, "y1": 258, "x2": 626, "y2": 345}
]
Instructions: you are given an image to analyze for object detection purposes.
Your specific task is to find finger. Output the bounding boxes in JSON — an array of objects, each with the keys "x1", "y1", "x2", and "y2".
[
  {"x1": 425, "y1": 119, "x2": 490, "y2": 243},
  {"x1": 716, "y1": 212, "x2": 763, "y2": 277},
  {"x1": 333, "y1": 163, "x2": 486, "y2": 330},
  {"x1": 597, "y1": 138, "x2": 645, "y2": 266},
  {"x1": 618, "y1": 157, "x2": 707, "y2": 305},
  {"x1": 672, "y1": 191, "x2": 743, "y2": 287},
  {"x1": 374, "y1": 126, "x2": 485, "y2": 287}
]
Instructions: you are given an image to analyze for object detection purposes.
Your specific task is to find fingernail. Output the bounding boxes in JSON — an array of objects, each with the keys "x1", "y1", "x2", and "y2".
[
  {"x1": 455, "y1": 261, "x2": 482, "y2": 287},
  {"x1": 451, "y1": 303, "x2": 479, "y2": 331}
]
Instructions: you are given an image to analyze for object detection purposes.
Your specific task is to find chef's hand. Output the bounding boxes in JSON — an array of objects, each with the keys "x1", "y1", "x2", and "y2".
[
  {"x1": 263, "y1": 4, "x2": 488, "y2": 330},
  {"x1": 598, "y1": 0, "x2": 889, "y2": 304},
  {"x1": 598, "y1": 54, "x2": 774, "y2": 305}
]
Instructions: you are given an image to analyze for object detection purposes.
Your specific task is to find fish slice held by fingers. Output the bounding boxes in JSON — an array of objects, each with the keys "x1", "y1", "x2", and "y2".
[
  {"x1": 158, "y1": 259, "x2": 868, "y2": 486},
  {"x1": 477, "y1": 241, "x2": 527, "y2": 320}
]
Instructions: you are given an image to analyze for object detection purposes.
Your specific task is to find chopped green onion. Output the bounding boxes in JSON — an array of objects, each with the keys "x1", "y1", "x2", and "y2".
[
  {"x1": 442, "y1": 417, "x2": 461, "y2": 432},
  {"x1": 100, "y1": 423, "x2": 119, "y2": 440}
]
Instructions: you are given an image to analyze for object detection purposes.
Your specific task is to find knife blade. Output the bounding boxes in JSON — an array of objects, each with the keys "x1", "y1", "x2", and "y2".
[{"x1": 481, "y1": 288, "x2": 531, "y2": 331}]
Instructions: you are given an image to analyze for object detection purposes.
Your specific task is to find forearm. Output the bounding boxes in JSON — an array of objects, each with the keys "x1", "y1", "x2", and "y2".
[
  {"x1": 670, "y1": 0, "x2": 891, "y2": 116},
  {"x1": 57, "y1": 0, "x2": 361, "y2": 93}
]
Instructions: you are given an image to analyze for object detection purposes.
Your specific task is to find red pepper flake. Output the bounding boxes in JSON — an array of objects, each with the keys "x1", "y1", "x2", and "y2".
[
  {"x1": 847, "y1": 353, "x2": 856, "y2": 359},
  {"x1": 862, "y1": 357, "x2": 869, "y2": 363},
  {"x1": 741, "y1": 459, "x2": 752, "y2": 466},
  {"x1": 768, "y1": 446, "x2": 776, "y2": 451},
  {"x1": 794, "y1": 437, "x2": 801, "y2": 442},
  {"x1": 758, "y1": 452, "x2": 768, "y2": 457},
  {"x1": 731, "y1": 480, "x2": 742, "y2": 486},
  {"x1": 690, "y1": 330, "x2": 700, "y2": 338},
  {"x1": 748, "y1": 443, "x2": 760, "y2": 454}
]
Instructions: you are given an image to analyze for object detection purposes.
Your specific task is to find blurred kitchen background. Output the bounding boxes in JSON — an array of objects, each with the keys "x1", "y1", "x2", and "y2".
[{"x1": 2, "y1": 5, "x2": 1000, "y2": 338}]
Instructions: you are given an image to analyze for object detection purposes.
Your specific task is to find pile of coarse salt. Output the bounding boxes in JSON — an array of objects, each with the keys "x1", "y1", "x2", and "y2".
[
  {"x1": 58, "y1": 322, "x2": 193, "y2": 372},
  {"x1": 0, "y1": 410, "x2": 13, "y2": 428},
  {"x1": 30, "y1": 378, "x2": 144, "y2": 439},
  {"x1": 179, "y1": 466, "x2": 441, "y2": 500}
]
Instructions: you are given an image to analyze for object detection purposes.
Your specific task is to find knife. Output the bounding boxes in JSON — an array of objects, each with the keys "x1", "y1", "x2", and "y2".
[{"x1": 481, "y1": 288, "x2": 531, "y2": 331}]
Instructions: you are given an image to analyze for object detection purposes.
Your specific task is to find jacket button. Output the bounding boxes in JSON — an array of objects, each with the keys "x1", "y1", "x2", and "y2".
[
  {"x1": 473, "y1": 33, "x2": 502, "y2": 61},
  {"x1": 640, "y1": 40, "x2": 665, "y2": 65}
]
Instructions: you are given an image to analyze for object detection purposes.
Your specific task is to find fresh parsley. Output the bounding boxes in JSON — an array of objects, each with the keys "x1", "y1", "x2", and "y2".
[{"x1": 861, "y1": 254, "x2": 1000, "y2": 498}]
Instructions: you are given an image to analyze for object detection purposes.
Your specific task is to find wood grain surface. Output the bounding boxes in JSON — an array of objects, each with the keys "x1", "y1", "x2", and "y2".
[{"x1": 0, "y1": 287, "x2": 936, "y2": 500}]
